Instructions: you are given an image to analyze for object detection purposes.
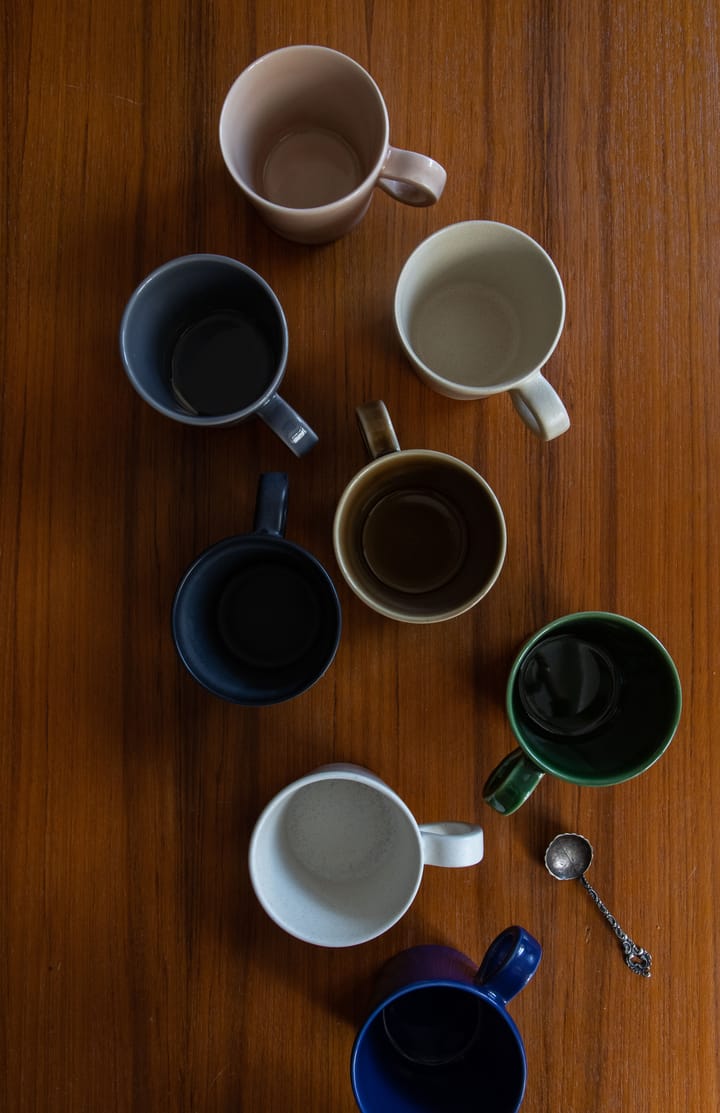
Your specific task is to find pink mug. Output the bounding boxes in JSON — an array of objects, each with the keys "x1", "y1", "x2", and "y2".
[{"x1": 219, "y1": 45, "x2": 447, "y2": 244}]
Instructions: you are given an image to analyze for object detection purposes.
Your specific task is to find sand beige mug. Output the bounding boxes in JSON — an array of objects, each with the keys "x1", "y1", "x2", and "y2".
[{"x1": 395, "y1": 221, "x2": 569, "y2": 440}]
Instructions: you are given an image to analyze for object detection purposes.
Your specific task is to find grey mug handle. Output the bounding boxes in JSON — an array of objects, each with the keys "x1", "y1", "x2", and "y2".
[{"x1": 258, "y1": 394, "x2": 319, "y2": 457}]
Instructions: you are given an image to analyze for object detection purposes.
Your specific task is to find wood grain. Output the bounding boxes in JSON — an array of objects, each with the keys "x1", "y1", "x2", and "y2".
[{"x1": 2, "y1": 1, "x2": 719, "y2": 1110}]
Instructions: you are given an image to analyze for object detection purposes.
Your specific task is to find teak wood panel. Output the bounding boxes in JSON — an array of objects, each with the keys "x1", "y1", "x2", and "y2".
[{"x1": 2, "y1": 1, "x2": 719, "y2": 1111}]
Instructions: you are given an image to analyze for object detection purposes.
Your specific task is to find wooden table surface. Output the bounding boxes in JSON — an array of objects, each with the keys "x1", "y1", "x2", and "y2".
[{"x1": 4, "y1": 1, "x2": 719, "y2": 1110}]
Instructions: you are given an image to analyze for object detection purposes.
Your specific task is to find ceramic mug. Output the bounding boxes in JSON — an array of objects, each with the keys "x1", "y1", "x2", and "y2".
[
  {"x1": 248, "y1": 763, "x2": 485, "y2": 947},
  {"x1": 483, "y1": 611, "x2": 682, "y2": 814},
  {"x1": 333, "y1": 401, "x2": 506, "y2": 622},
  {"x1": 351, "y1": 926, "x2": 542, "y2": 1113},
  {"x1": 219, "y1": 45, "x2": 447, "y2": 244},
  {"x1": 394, "y1": 221, "x2": 569, "y2": 440},
  {"x1": 172, "y1": 473, "x2": 341, "y2": 705},
  {"x1": 119, "y1": 254, "x2": 318, "y2": 456}
]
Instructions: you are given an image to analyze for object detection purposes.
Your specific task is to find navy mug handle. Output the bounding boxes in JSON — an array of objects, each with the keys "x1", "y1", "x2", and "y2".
[
  {"x1": 474, "y1": 925, "x2": 542, "y2": 1005},
  {"x1": 253, "y1": 472, "x2": 289, "y2": 537}
]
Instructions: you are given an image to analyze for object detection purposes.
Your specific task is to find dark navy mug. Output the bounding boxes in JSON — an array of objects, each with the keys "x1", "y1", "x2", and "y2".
[
  {"x1": 172, "y1": 473, "x2": 341, "y2": 705},
  {"x1": 351, "y1": 926, "x2": 541, "y2": 1113}
]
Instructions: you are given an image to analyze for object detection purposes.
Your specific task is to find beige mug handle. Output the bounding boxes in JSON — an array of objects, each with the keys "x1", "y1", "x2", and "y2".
[
  {"x1": 509, "y1": 371, "x2": 570, "y2": 441},
  {"x1": 356, "y1": 400, "x2": 401, "y2": 459}
]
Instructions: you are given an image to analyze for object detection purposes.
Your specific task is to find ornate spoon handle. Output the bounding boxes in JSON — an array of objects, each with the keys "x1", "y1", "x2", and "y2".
[{"x1": 580, "y1": 876, "x2": 652, "y2": 977}]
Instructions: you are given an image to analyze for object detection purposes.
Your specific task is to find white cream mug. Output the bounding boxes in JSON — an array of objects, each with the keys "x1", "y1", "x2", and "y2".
[
  {"x1": 249, "y1": 764, "x2": 485, "y2": 947},
  {"x1": 394, "y1": 221, "x2": 569, "y2": 440},
  {"x1": 219, "y1": 46, "x2": 447, "y2": 244}
]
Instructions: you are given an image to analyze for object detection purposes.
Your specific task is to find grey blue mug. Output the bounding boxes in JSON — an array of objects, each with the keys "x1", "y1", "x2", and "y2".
[{"x1": 119, "y1": 254, "x2": 318, "y2": 456}]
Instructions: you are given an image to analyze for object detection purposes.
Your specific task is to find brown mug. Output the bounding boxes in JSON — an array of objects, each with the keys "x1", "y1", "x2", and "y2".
[{"x1": 333, "y1": 401, "x2": 507, "y2": 623}]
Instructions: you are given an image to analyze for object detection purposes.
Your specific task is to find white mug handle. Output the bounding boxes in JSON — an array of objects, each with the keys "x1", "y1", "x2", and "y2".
[
  {"x1": 419, "y1": 821, "x2": 485, "y2": 867},
  {"x1": 377, "y1": 147, "x2": 447, "y2": 206},
  {"x1": 510, "y1": 371, "x2": 570, "y2": 441}
]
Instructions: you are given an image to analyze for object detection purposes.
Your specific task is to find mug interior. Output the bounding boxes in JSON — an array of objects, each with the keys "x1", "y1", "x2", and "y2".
[
  {"x1": 249, "y1": 774, "x2": 422, "y2": 946},
  {"x1": 120, "y1": 255, "x2": 287, "y2": 423},
  {"x1": 395, "y1": 222, "x2": 565, "y2": 390},
  {"x1": 352, "y1": 983, "x2": 525, "y2": 1113},
  {"x1": 171, "y1": 534, "x2": 340, "y2": 705},
  {"x1": 334, "y1": 451, "x2": 506, "y2": 622},
  {"x1": 220, "y1": 47, "x2": 388, "y2": 207},
  {"x1": 507, "y1": 613, "x2": 682, "y2": 784}
]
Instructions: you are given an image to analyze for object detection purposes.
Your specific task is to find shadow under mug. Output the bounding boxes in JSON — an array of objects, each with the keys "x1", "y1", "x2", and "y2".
[
  {"x1": 119, "y1": 254, "x2": 318, "y2": 456},
  {"x1": 171, "y1": 473, "x2": 341, "y2": 705},
  {"x1": 394, "y1": 221, "x2": 569, "y2": 441},
  {"x1": 333, "y1": 401, "x2": 507, "y2": 623},
  {"x1": 248, "y1": 763, "x2": 485, "y2": 947},
  {"x1": 483, "y1": 611, "x2": 682, "y2": 814},
  {"x1": 351, "y1": 926, "x2": 542, "y2": 1113},
  {"x1": 219, "y1": 45, "x2": 447, "y2": 244}
]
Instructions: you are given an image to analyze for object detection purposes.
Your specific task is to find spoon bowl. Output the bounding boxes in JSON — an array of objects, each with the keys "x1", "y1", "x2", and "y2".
[{"x1": 544, "y1": 832, "x2": 593, "y2": 880}]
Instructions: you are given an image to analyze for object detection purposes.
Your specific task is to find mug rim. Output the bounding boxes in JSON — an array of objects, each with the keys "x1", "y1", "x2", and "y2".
[
  {"x1": 119, "y1": 253, "x2": 289, "y2": 426},
  {"x1": 219, "y1": 44, "x2": 390, "y2": 215},
  {"x1": 505, "y1": 610, "x2": 683, "y2": 784},
  {"x1": 171, "y1": 532, "x2": 341, "y2": 705},
  {"x1": 394, "y1": 219, "x2": 566, "y2": 395},
  {"x1": 332, "y1": 448, "x2": 507, "y2": 624},
  {"x1": 249, "y1": 767, "x2": 424, "y2": 947}
]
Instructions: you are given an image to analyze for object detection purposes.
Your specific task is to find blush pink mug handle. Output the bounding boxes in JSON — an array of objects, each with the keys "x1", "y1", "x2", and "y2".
[{"x1": 377, "y1": 147, "x2": 447, "y2": 206}]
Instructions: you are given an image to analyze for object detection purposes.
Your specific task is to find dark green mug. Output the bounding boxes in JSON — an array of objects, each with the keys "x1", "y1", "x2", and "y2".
[{"x1": 483, "y1": 612, "x2": 682, "y2": 815}]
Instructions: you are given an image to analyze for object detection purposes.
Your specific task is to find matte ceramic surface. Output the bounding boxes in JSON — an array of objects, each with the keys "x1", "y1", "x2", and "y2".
[
  {"x1": 483, "y1": 612, "x2": 682, "y2": 814},
  {"x1": 249, "y1": 765, "x2": 484, "y2": 947},
  {"x1": 219, "y1": 46, "x2": 446, "y2": 243},
  {"x1": 394, "y1": 222, "x2": 569, "y2": 440}
]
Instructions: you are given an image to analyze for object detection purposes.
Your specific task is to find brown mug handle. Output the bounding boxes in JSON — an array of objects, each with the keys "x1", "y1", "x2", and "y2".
[{"x1": 356, "y1": 400, "x2": 401, "y2": 459}]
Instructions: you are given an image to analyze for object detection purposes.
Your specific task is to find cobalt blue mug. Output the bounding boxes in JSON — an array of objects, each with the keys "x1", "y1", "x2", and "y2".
[
  {"x1": 351, "y1": 926, "x2": 541, "y2": 1113},
  {"x1": 172, "y1": 472, "x2": 341, "y2": 705}
]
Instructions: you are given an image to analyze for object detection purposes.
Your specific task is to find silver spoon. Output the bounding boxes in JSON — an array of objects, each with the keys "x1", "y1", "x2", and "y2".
[{"x1": 544, "y1": 833, "x2": 652, "y2": 977}]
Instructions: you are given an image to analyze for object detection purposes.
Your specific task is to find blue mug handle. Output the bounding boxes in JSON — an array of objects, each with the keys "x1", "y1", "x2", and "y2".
[
  {"x1": 253, "y1": 472, "x2": 289, "y2": 537},
  {"x1": 474, "y1": 925, "x2": 542, "y2": 1005}
]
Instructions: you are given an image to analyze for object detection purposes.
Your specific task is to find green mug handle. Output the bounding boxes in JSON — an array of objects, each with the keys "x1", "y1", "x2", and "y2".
[{"x1": 482, "y1": 749, "x2": 545, "y2": 815}]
